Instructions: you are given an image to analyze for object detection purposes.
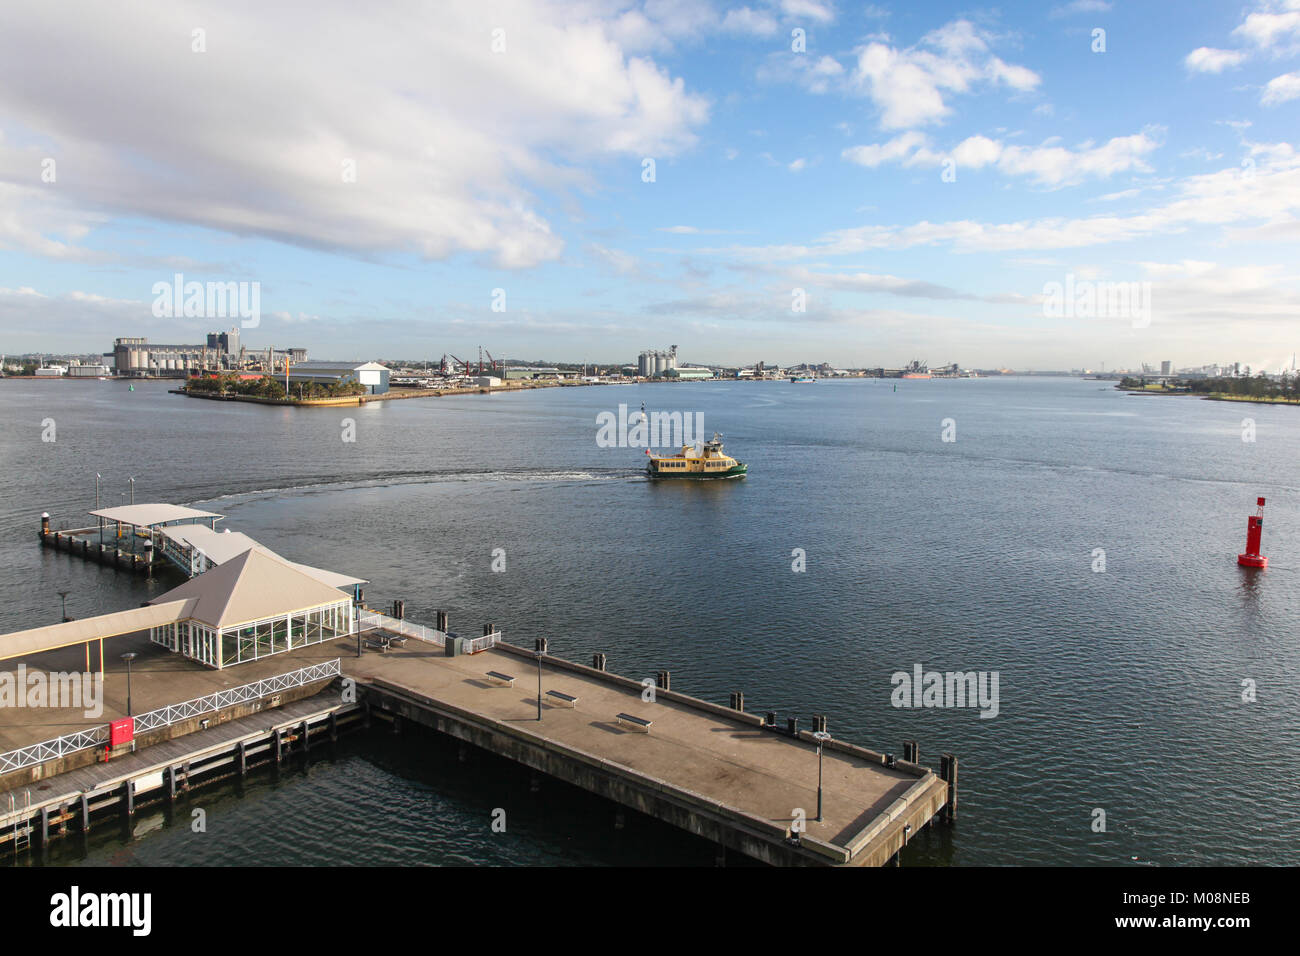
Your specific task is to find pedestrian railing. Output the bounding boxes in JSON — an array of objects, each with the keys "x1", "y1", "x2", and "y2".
[
  {"x1": 0, "y1": 659, "x2": 342, "y2": 775},
  {"x1": 357, "y1": 610, "x2": 500, "y2": 654}
]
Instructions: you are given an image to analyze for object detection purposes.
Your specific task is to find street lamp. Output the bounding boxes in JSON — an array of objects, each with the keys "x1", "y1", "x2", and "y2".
[
  {"x1": 812, "y1": 730, "x2": 832, "y2": 822},
  {"x1": 95, "y1": 473, "x2": 101, "y2": 509},
  {"x1": 128, "y1": 476, "x2": 135, "y2": 505},
  {"x1": 121, "y1": 652, "x2": 137, "y2": 717}
]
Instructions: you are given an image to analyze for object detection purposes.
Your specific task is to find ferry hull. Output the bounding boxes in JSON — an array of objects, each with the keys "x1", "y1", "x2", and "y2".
[{"x1": 647, "y1": 463, "x2": 747, "y2": 480}]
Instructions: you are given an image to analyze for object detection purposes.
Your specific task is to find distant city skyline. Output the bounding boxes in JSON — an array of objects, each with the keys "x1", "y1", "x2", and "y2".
[{"x1": 2, "y1": 1, "x2": 1299, "y2": 369}]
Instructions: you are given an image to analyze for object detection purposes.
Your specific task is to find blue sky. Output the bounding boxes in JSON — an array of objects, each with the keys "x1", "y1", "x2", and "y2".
[{"x1": 2, "y1": 0, "x2": 1299, "y2": 370}]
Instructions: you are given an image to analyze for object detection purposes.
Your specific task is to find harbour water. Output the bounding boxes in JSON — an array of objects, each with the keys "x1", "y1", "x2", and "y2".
[{"x1": 2, "y1": 376, "x2": 1297, "y2": 866}]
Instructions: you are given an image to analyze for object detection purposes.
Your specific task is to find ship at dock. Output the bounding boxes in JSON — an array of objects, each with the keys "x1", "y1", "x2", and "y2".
[
  {"x1": 646, "y1": 433, "x2": 747, "y2": 480},
  {"x1": 901, "y1": 360, "x2": 931, "y2": 379}
]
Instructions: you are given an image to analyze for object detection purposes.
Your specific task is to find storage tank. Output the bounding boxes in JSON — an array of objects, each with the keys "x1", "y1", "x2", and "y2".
[{"x1": 654, "y1": 351, "x2": 666, "y2": 376}]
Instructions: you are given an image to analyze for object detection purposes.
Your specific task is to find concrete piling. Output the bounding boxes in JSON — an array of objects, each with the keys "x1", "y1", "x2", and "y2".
[{"x1": 940, "y1": 754, "x2": 958, "y2": 823}]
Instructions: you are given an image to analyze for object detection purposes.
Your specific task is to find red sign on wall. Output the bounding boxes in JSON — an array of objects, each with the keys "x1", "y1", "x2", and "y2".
[{"x1": 109, "y1": 717, "x2": 134, "y2": 747}]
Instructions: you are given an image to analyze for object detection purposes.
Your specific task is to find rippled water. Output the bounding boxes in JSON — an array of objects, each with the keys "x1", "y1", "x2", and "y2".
[{"x1": 2, "y1": 376, "x2": 1297, "y2": 865}]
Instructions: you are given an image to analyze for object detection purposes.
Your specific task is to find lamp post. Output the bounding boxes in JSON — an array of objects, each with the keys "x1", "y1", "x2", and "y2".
[
  {"x1": 56, "y1": 589, "x2": 71, "y2": 622},
  {"x1": 121, "y1": 652, "x2": 137, "y2": 717},
  {"x1": 536, "y1": 650, "x2": 543, "y2": 721},
  {"x1": 95, "y1": 473, "x2": 101, "y2": 509},
  {"x1": 812, "y1": 730, "x2": 831, "y2": 822},
  {"x1": 128, "y1": 476, "x2": 135, "y2": 505}
]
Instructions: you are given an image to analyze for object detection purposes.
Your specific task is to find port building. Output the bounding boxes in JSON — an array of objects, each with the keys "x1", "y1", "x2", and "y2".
[{"x1": 285, "y1": 361, "x2": 390, "y2": 394}]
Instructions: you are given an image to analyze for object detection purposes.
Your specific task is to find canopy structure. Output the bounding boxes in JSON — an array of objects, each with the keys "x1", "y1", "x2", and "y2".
[
  {"x1": 88, "y1": 504, "x2": 223, "y2": 527},
  {"x1": 157, "y1": 525, "x2": 366, "y2": 595},
  {"x1": 0, "y1": 600, "x2": 195, "y2": 666},
  {"x1": 145, "y1": 549, "x2": 355, "y2": 669},
  {"x1": 89, "y1": 502, "x2": 223, "y2": 556}
]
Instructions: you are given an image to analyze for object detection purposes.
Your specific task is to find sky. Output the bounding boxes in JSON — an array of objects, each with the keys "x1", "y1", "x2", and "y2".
[{"x1": 1, "y1": 0, "x2": 1299, "y2": 371}]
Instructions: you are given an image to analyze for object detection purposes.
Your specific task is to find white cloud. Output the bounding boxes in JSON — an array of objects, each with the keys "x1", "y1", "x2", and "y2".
[
  {"x1": 842, "y1": 129, "x2": 1161, "y2": 186},
  {"x1": 847, "y1": 19, "x2": 1040, "y2": 129},
  {"x1": 841, "y1": 131, "x2": 933, "y2": 167},
  {"x1": 1184, "y1": 47, "x2": 1248, "y2": 72},
  {"x1": 720, "y1": 7, "x2": 780, "y2": 37},
  {"x1": 715, "y1": 144, "x2": 1300, "y2": 257},
  {"x1": 1261, "y1": 70, "x2": 1300, "y2": 104},
  {"x1": 0, "y1": 2, "x2": 710, "y2": 270},
  {"x1": 1233, "y1": 3, "x2": 1300, "y2": 50},
  {"x1": 788, "y1": 158, "x2": 807, "y2": 172},
  {"x1": 780, "y1": 0, "x2": 836, "y2": 24},
  {"x1": 1050, "y1": 0, "x2": 1113, "y2": 16}
]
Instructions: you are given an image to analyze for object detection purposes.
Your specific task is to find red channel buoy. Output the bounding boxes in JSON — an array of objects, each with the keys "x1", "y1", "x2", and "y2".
[{"x1": 1237, "y1": 497, "x2": 1269, "y2": 568}]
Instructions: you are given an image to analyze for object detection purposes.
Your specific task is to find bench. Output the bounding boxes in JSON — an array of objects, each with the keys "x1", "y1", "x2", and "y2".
[
  {"x1": 363, "y1": 636, "x2": 390, "y2": 652},
  {"x1": 546, "y1": 690, "x2": 578, "y2": 708},
  {"x1": 485, "y1": 671, "x2": 515, "y2": 686},
  {"x1": 615, "y1": 712, "x2": 652, "y2": 731},
  {"x1": 386, "y1": 634, "x2": 408, "y2": 647}
]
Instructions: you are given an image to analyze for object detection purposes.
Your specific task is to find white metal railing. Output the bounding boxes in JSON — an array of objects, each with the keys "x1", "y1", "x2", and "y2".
[
  {"x1": 461, "y1": 633, "x2": 501, "y2": 654},
  {"x1": 0, "y1": 726, "x2": 109, "y2": 775},
  {"x1": 0, "y1": 659, "x2": 341, "y2": 775},
  {"x1": 132, "y1": 659, "x2": 342, "y2": 732},
  {"x1": 357, "y1": 610, "x2": 500, "y2": 654}
]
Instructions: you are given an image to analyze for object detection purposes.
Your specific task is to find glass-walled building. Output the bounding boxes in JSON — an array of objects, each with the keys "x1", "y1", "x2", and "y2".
[{"x1": 147, "y1": 548, "x2": 356, "y2": 669}]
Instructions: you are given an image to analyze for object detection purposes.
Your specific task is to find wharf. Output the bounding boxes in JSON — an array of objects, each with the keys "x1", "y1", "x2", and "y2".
[{"x1": 1, "y1": 625, "x2": 951, "y2": 865}]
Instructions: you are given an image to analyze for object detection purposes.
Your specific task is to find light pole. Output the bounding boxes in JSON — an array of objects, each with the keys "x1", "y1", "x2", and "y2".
[
  {"x1": 56, "y1": 589, "x2": 71, "y2": 622},
  {"x1": 128, "y1": 476, "x2": 135, "y2": 505},
  {"x1": 121, "y1": 652, "x2": 137, "y2": 717},
  {"x1": 812, "y1": 730, "x2": 831, "y2": 822},
  {"x1": 536, "y1": 650, "x2": 543, "y2": 721},
  {"x1": 95, "y1": 473, "x2": 101, "y2": 508}
]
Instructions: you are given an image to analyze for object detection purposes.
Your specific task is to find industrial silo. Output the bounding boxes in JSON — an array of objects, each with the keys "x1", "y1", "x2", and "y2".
[{"x1": 654, "y1": 351, "x2": 666, "y2": 376}]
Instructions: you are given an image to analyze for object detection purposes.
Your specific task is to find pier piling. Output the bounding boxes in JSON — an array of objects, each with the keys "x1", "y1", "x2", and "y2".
[
  {"x1": 940, "y1": 754, "x2": 958, "y2": 823},
  {"x1": 903, "y1": 741, "x2": 918, "y2": 764},
  {"x1": 592, "y1": 653, "x2": 607, "y2": 671}
]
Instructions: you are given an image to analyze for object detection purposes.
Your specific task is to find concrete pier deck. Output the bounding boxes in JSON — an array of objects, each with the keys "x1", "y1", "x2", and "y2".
[
  {"x1": 1, "y1": 630, "x2": 948, "y2": 866},
  {"x1": 347, "y1": 638, "x2": 948, "y2": 866}
]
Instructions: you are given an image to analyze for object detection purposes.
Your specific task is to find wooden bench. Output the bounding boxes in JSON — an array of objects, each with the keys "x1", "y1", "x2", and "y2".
[
  {"x1": 486, "y1": 671, "x2": 515, "y2": 687},
  {"x1": 363, "y1": 636, "x2": 390, "y2": 652},
  {"x1": 615, "y1": 712, "x2": 652, "y2": 731},
  {"x1": 546, "y1": 690, "x2": 578, "y2": 708}
]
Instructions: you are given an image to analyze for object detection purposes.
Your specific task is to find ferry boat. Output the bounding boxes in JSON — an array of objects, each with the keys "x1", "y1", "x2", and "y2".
[
  {"x1": 790, "y1": 376, "x2": 815, "y2": 383},
  {"x1": 646, "y1": 433, "x2": 747, "y2": 480}
]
